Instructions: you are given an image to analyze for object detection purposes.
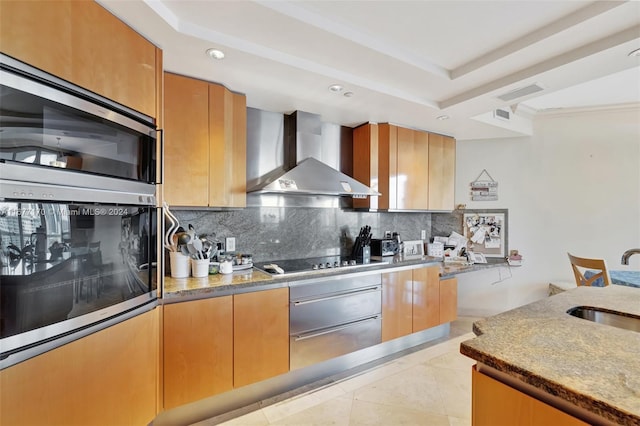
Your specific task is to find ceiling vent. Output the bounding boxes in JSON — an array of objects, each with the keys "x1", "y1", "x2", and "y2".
[
  {"x1": 497, "y1": 83, "x2": 544, "y2": 102},
  {"x1": 493, "y1": 108, "x2": 511, "y2": 121}
]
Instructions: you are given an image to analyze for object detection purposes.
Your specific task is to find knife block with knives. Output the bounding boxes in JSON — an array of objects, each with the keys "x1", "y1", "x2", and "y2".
[{"x1": 351, "y1": 225, "x2": 372, "y2": 263}]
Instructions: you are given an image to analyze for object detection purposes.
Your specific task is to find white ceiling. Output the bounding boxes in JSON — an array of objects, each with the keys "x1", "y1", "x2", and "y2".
[{"x1": 98, "y1": 0, "x2": 640, "y2": 140}]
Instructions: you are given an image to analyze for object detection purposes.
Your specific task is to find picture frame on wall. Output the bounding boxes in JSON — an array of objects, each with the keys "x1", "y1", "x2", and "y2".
[{"x1": 462, "y1": 209, "x2": 508, "y2": 258}]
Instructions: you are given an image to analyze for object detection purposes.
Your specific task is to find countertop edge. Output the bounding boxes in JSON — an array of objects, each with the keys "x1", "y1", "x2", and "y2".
[{"x1": 162, "y1": 256, "x2": 508, "y2": 299}]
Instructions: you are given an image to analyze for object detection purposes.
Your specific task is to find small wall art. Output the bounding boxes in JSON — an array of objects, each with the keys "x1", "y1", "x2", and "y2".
[{"x1": 470, "y1": 169, "x2": 498, "y2": 201}]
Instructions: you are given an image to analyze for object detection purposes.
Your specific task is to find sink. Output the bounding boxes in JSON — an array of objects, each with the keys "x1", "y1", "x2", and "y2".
[{"x1": 567, "y1": 307, "x2": 640, "y2": 333}]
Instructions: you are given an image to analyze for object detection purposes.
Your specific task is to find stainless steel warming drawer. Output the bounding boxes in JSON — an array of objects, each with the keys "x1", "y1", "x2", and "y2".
[{"x1": 289, "y1": 272, "x2": 382, "y2": 370}]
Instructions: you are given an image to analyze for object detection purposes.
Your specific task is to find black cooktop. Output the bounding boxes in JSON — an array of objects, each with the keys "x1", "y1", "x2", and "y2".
[{"x1": 254, "y1": 255, "x2": 385, "y2": 276}]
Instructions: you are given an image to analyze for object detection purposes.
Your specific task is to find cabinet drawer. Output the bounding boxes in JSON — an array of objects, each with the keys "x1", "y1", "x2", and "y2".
[{"x1": 290, "y1": 316, "x2": 381, "y2": 370}]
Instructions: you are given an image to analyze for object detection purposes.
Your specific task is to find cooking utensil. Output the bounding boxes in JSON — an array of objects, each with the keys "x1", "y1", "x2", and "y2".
[
  {"x1": 200, "y1": 237, "x2": 212, "y2": 259},
  {"x1": 190, "y1": 236, "x2": 203, "y2": 259},
  {"x1": 163, "y1": 202, "x2": 180, "y2": 252}
]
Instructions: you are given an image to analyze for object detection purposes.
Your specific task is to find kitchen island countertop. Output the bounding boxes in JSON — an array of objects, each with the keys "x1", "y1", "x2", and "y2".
[{"x1": 460, "y1": 285, "x2": 640, "y2": 425}]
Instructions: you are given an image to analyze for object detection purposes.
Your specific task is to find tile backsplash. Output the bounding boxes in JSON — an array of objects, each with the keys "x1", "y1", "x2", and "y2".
[{"x1": 173, "y1": 208, "x2": 463, "y2": 262}]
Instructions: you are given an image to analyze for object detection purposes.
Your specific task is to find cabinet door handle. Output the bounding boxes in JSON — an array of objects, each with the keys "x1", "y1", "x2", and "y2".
[{"x1": 292, "y1": 286, "x2": 381, "y2": 306}]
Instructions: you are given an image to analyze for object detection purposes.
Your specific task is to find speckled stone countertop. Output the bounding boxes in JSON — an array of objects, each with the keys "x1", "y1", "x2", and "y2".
[
  {"x1": 163, "y1": 256, "x2": 509, "y2": 301},
  {"x1": 460, "y1": 285, "x2": 640, "y2": 425}
]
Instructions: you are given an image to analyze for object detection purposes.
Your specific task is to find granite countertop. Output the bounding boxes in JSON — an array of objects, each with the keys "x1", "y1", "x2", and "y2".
[
  {"x1": 460, "y1": 285, "x2": 640, "y2": 425},
  {"x1": 163, "y1": 255, "x2": 510, "y2": 301}
]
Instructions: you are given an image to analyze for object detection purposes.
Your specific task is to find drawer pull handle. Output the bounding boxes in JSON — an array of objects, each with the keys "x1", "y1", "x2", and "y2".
[
  {"x1": 292, "y1": 286, "x2": 381, "y2": 306},
  {"x1": 293, "y1": 316, "x2": 380, "y2": 341}
]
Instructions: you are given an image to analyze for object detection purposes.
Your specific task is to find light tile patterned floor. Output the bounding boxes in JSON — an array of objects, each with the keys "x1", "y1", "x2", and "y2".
[{"x1": 195, "y1": 318, "x2": 479, "y2": 426}]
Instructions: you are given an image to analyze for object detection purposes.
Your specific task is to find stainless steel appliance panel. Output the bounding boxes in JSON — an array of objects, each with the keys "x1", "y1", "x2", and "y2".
[
  {"x1": 289, "y1": 272, "x2": 381, "y2": 299},
  {"x1": 290, "y1": 285, "x2": 381, "y2": 334},
  {"x1": 0, "y1": 197, "x2": 158, "y2": 358},
  {"x1": 0, "y1": 54, "x2": 157, "y2": 187},
  {"x1": 290, "y1": 316, "x2": 381, "y2": 370},
  {"x1": 289, "y1": 272, "x2": 383, "y2": 369}
]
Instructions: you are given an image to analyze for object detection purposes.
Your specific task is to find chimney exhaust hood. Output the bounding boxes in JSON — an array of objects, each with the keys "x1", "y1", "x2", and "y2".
[{"x1": 246, "y1": 110, "x2": 380, "y2": 198}]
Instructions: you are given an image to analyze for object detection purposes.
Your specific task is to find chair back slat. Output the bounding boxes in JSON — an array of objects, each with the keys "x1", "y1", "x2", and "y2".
[{"x1": 568, "y1": 253, "x2": 611, "y2": 287}]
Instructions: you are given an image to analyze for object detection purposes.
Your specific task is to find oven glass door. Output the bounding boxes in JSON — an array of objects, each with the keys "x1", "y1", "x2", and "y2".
[
  {"x1": 0, "y1": 201, "x2": 157, "y2": 353},
  {"x1": 0, "y1": 67, "x2": 156, "y2": 184}
]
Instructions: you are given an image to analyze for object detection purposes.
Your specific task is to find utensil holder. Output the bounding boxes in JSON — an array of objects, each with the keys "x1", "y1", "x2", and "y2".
[
  {"x1": 190, "y1": 258, "x2": 209, "y2": 278},
  {"x1": 169, "y1": 251, "x2": 190, "y2": 278}
]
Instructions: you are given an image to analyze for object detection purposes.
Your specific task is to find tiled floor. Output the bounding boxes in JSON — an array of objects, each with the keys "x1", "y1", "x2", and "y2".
[{"x1": 197, "y1": 317, "x2": 480, "y2": 426}]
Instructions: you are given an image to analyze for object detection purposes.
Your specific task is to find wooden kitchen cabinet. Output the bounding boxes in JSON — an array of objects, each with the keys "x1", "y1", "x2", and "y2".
[
  {"x1": 234, "y1": 288, "x2": 289, "y2": 387},
  {"x1": 439, "y1": 277, "x2": 458, "y2": 324},
  {"x1": 353, "y1": 123, "x2": 455, "y2": 211},
  {"x1": 428, "y1": 133, "x2": 456, "y2": 211},
  {"x1": 412, "y1": 265, "x2": 441, "y2": 331},
  {"x1": 397, "y1": 126, "x2": 430, "y2": 210},
  {"x1": 381, "y1": 269, "x2": 414, "y2": 341},
  {"x1": 352, "y1": 123, "x2": 382, "y2": 210},
  {"x1": 472, "y1": 366, "x2": 588, "y2": 426},
  {"x1": 163, "y1": 73, "x2": 210, "y2": 206},
  {"x1": 382, "y1": 265, "x2": 455, "y2": 341},
  {"x1": 0, "y1": 309, "x2": 159, "y2": 426},
  {"x1": 164, "y1": 72, "x2": 247, "y2": 208},
  {"x1": 209, "y1": 84, "x2": 247, "y2": 207},
  {"x1": 0, "y1": 0, "x2": 161, "y2": 118},
  {"x1": 163, "y1": 296, "x2": 233, "y2": 409}
]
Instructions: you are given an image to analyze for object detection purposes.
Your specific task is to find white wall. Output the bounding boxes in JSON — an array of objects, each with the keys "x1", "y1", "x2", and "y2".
[{"x1": 455, "y1": 106, "x2": 640, "y2": 317}]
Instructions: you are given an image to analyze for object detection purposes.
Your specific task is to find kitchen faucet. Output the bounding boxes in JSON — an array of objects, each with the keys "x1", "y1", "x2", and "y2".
[{"x1": 621, "y1": 248, "x2": 640, "y2": 265}]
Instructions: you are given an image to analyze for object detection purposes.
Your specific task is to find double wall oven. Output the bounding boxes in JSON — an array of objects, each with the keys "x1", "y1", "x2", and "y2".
[{"x1": 0, "y1": 54, "x2": 159, "y2": 368}]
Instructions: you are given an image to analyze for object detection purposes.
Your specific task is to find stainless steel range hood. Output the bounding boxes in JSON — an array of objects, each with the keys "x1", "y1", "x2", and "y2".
[{"x1": 246, "y1": 110, "x2": 379, "y2": 198}]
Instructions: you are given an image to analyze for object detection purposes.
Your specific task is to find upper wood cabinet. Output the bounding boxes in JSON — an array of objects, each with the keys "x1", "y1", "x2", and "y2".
[
  {"x1": 163, "y1": 296, "x2": 233, "y2": 410},
  {"x1": 163, "y1": 73, "x2": 210, "y2": 206},
  {"x1": 0, "y1": 309, "x2": 159, "y2": 426},
  {"x1": 428, "y1": 133, "x2": 456, "y2": 211},
  {"x1": 0, "y1": 0, "x2": 161, "y2": 118},
  {"x1": 353, "y1": 123, "x2": 455, "y2": 211},
  {"x1": 163, "y1": 72, "x2": 246, "y2": 208},
  {"x1": 397, "y1": 126, "x2": 430, "y2": 210}
]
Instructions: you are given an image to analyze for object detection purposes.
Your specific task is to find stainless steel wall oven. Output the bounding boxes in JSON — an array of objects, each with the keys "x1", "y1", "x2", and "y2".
[{"x1": 0, "y1": 54, "x2": 159, "y2": 368}]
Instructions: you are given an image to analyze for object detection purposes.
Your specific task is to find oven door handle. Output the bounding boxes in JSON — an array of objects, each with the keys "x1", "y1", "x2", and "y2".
[
  {"x1": 292, "y1": 315, "x2": 381, "y2": 341},
  {"x1": 291, "y1": 286, "x2": 381, "y2": 306}
]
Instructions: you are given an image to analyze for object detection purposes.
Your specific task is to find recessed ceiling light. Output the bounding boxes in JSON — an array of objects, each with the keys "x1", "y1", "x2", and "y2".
[
  {"x1": 328, "y1": 84, "x2": 343, "y2": 93},
  {"x1": 206, "y1": 48, "x2": 225, "y2": 60},
  {"x1": 343, "y1": 91, "x2": 354, "y2": 97},
  {"x1": 628, "y1": 48, "x2": 640, "y2": 57},
  {"x1": 436, "y1": 115, "x2": 450, "y2": 121}
]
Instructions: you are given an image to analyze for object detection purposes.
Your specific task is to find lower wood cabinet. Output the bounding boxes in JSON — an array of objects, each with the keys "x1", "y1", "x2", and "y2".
[
  {"x1": 162, "y1": 288, "x2": 290, "y2": 408},
  {"x1": 381, "y1": 269, "x2": 414, "y2": 341},
  {"x1": 412, "y1": 265, "x2": 441, "y2": 331},
  {"x1": 382, "y1": 266, "x2": 457, "y2": 341},
  {"x1": 163, "y1": 296, "x2": 233, "y2": 409},
  {"x1": 0, "y1": 309, "x2": 159, "y2": 426},
  {"x1": 439, "y1": 277, "x2": 458, "y2": 324},
  {"x1": 472, "y1": 366, "x2": 588, "y2": 426},
  {"x1": 234, "y1": 287, "x2": 290, "y2": 388}
]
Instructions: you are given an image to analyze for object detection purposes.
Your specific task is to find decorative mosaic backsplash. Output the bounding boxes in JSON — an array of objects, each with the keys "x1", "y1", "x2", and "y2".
[{"x1": 172, "y1": 208, "x2": 463, "y2": 262}]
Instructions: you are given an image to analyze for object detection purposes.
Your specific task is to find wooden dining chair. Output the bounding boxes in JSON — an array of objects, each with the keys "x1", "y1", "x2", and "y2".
[{"x1": 567, "y1": 253, "x2": 612, "y2": 287}]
